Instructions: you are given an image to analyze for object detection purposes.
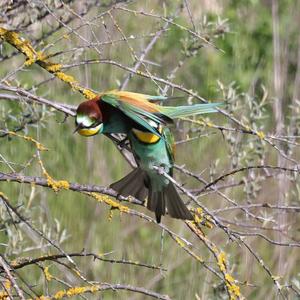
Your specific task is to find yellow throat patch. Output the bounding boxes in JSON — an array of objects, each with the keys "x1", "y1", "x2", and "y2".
[{"x1": 78, "y1": 124, "x2": 102, "y2": 136}]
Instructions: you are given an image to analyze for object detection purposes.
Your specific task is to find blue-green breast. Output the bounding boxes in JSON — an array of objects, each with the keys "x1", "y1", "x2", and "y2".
[{"x1": 128, "y1": 127, "x2": 173, "y2": 190}]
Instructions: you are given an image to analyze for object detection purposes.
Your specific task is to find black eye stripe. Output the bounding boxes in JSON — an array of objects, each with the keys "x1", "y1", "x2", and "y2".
[
  {"x1": 86, "y1": 121, "x2": 101, "y2": 129},
  {"x1": 75, "y1": 119, "x2": 99, "y2": 128}
]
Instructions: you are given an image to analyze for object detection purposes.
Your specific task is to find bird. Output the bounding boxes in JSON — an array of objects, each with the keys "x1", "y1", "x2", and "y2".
[{"x1": 74, "y1": 90, "x2": 221, "y2": 222}]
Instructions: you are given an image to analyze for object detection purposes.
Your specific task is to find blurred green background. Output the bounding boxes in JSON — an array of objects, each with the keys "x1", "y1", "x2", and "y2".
[{"x1": 1, "y1": 0, "x2": 300, "y2": 299}]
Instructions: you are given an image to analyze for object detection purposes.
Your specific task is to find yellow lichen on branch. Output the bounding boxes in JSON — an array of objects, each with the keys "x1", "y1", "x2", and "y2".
[
  {"x1": 5, "y1": 131, "x2": 69, "y2": 192},
  {"x1": 0, "y1": 192, "x2": 10, "y2": 201},
  {"x1": 174, "y1": 236, "x2": 186, "y2": 248},
  {"x1": 45, "y1": 175, "x2": 70, "y2": 192},
  {"x1": 173, "y1": 232, "x2": 204, "y2": 263},
  {"x1": 38, "y1": 157, "x2": 70, "y2": 192},
  {"x1": 45, "y1": 63, "x2": 63, "y2": 73},
  {"x1": 216, "y1": 251, "x2": 242, "y2": 299},
  {"x1": 52, "y1": 285, "x2": 99, "y2": 299},
  {"x1": 0, "y1": 27, "x2": 97, "y2": 100},
  {"x1": 0, "y1": 291, "x2": 8, "y2": 300},
  {"x1": 55, "y1": 72, "x2": 76, "y2": 84},
  {"x1": 82, "y1": 88, "x2": 99, "y2": 100},
  {"x1": 44, "y1": 266, "x2": 53, "y2": 281},
  {"x1": 193, "y1": 207, "x2": 213, "y2": 229},
  {"x1": 7, "y1": 131, "x2": 47, "y2": 151},
  {"x1": 225, "y1": 274, "x2": 241, "y2": 299},
  {"x1": 0, "y1": 280, "x2": 11, "y2": 300},
  {"x1": 256, "y1": 131, "x2": 265, "y2": 139},
  {"x1": 217, "y1": 251, "x2": 227, "y2": 272},
  {"x1": 67, "y1": 286, "x2": 98, "y2": 297},
  {"x1": 187, "y1": 222, "x2": 242, "y2": 299},
  {"x1": 3, "y1": 281, "x2": 10, "y2": 292},
  {"x1": 0, "y1": 28, "x2": 36, "y2": 62},
  {"x1": 88, "y1": 192, "x2": 130, "y2": 213}
]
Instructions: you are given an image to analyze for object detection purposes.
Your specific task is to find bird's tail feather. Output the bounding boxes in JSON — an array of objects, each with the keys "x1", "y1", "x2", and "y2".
[
  {"x1": 161, "y1": 102, "x2": 222, "y2": 119},
  {"x1": 110, "y1": 168, "x2": 148, "y2": 201},
  {"x1": 110, "y1": 168, "x2": 193, "y2": 223},
  {"x1": 148, "y1": 181, "x2": 193, "y2": 223}
]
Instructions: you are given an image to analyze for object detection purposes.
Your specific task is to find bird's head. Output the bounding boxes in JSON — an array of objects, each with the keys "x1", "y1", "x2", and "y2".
[{"x1": 74, "y1": 99, "x2": 103, "y2": 137}]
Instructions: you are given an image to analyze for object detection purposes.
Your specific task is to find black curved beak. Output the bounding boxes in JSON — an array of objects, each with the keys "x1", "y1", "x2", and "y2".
[{"x1": 73, "y1": 123, "x2": 82, "y2": 134}]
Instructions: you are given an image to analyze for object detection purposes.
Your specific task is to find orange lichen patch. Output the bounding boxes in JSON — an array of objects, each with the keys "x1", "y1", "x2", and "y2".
[
  {"x1": 10, "y1": 260, "x2": 18, "y2": 267},
  {"x1": 0, "y1": 280, "x2": 11, "y2": 300},
  {"x1": 43, "y1": 171, "x2": 70, "y2": 192},
  {"x1": 0, "y1": 281, "x2": 11, "y2": 299},
  {"x1": 88, "y1": 192, "x2": 130, "y2": 213},
  {"x1": 0, "y1": 291, "x2": 8, "y2": 300}
]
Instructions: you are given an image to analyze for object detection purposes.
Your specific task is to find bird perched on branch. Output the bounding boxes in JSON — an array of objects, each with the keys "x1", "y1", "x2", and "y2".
[{"x1": 74, "y1": 90, "x2": 221, "y2": 222}]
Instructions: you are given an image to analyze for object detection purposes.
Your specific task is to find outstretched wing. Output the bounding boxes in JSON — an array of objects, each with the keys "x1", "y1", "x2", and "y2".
[{"x1": 100, "y1": 90, "x2": 222, "y2": 135}]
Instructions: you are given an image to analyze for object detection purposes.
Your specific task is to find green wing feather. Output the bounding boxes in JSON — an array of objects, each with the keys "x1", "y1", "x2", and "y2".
[
  {"x1": 162, "y1": 127, "x2": 175, "y2": 165},
  {"x1": 101, "y1": 94, "x2": 164, "y2": 135},
  {"x1": 147, "y1": 95, "x2": 186, "y2": 102},
  {"x1": 145, "y1": 95, "x2": 168, "y2": 101},
  {"x1": 101, "y1": 92, "x2": 222, "y2": 136},
  {"x1": 159, "y1": 102, "x2": 222, "y2": 119}
]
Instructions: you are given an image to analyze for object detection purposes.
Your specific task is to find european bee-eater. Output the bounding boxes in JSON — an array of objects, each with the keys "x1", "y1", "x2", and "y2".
[{"x1": 75, "y1": 90, "x2": 221, "y2": 222}]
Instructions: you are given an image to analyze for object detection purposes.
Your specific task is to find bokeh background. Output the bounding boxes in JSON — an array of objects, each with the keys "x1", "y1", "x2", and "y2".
[{"x1": 1, "y1": 0, "x2": 300, "y2": 299}]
